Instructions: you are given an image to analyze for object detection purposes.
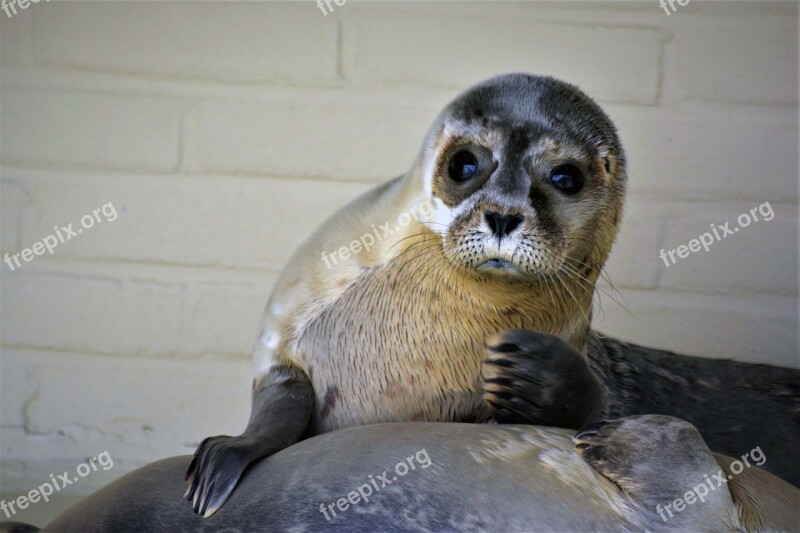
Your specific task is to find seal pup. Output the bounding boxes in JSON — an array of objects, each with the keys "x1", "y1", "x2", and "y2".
[
  {"x1": 27, "y1": 416, "x2": 800, "y2": 532},
  {"x1": 185, "y1": 72, "x2": 621, "y2": 516},
  {"x1": 185, "y1": 73, "x2": 800, "y2": 516}
]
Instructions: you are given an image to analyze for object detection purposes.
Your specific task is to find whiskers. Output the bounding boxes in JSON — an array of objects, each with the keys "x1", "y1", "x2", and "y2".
[
  {"x1": 373, "y1": 223, "x2": 628, "y2": 331},
  {"x1": 382, "y1": 230, "x2": 459, "y2": 295},
  {"x1": 560, "y1": 256, "x2": 629, "y2": 319},
  {"x1": 552, "y1": 268, "x2": 593, "y2": 330}
]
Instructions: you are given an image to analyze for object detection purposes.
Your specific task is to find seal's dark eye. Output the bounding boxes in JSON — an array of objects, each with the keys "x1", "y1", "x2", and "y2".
[
  {"x1": 549, "y1": 164, "x2": 584, "y2": 195},
  {"x1": 448, "y1": 150, "x2": 479, "y2": 182}
]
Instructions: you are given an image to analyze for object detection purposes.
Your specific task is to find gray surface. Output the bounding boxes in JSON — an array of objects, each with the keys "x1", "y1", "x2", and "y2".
[{"x1": 44, "y1": 423, "x2": 643, "y2": 532}]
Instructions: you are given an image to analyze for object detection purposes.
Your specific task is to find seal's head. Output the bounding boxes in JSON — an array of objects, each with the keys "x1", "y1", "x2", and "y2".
[{"x1": 416, "y1": 73, "x2": 626, "y2": 282}]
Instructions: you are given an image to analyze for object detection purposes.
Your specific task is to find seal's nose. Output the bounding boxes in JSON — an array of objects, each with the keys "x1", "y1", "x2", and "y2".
[{"x1": 485, "y1": 212, "x2": 523, "y2": 238}]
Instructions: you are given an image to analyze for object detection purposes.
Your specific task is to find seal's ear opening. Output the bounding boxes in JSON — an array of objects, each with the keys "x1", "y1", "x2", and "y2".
[{"x1": 596, "y1": 147, "x2": 614, "y2": 176}]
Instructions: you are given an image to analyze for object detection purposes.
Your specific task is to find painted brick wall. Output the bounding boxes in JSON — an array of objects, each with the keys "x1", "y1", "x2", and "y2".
[{"x1": 1, "y1": 1, "x2": 797, "y2": 525}]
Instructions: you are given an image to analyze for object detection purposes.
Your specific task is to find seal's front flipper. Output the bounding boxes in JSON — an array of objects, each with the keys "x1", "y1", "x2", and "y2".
[
  {"x1": 184, "y1": 433, "x2": 268, "y2": 517},
  {"x1": 482, "y1": 329, "x2": 604, "y2": 428},
  {"x1": 574, "y1": 415, "x2": 741, "y2": 530},
  {"x1": 185, "y1": 364, "x2": 314, "y2": 517}
]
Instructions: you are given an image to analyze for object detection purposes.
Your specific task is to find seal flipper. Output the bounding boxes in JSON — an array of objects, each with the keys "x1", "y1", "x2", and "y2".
[
  {"x1": 574, "y1": 415, "x2": 742, "y2": 531},
  {"x1": 482, "y1": 329, "x2": 604, "y2": 428},
  {"x1": 185, "y1": 364, "x2": 314, "y2": 517}
]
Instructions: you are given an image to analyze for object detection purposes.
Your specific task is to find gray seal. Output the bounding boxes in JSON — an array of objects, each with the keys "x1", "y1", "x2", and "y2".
[
  {"x1": 184, "y1": 73, "x2": 799, "y2": 516},
  {"x1": 21, "y1": 416, "x2": 800, "y2": 532}
]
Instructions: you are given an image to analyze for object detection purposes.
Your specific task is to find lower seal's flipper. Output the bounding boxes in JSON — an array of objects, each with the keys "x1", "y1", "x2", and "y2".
[
  {"x1": 184, "y1": 364, "x2": 314, "y2": 517},
  {"x1": 574, "y1": 415, "x2": 742, "y2": 531}
]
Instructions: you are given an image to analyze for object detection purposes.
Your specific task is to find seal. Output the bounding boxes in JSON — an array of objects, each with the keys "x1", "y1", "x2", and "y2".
[
  {"x1": 25, "y1": 416, "x2": 800, "y2": 532},
  {"x1": 185, "y1": 73, "x2": 800, "y2": 516}
]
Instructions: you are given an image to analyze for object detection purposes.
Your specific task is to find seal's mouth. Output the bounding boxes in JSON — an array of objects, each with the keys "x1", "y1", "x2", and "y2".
[{"x1": 477, "y1": 258, "x2": 520, "y2": 274}]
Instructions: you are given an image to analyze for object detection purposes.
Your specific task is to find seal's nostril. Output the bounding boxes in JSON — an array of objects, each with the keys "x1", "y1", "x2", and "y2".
[
  {"x1": 485, "y1": 212, "x2": 524, "y2": 238},
  {"x1": 485, "y1": 212, "x2": 499, "y2": 235},
  {"x1": 505, "y1": 215, "x2": 522, "y2": 234}
]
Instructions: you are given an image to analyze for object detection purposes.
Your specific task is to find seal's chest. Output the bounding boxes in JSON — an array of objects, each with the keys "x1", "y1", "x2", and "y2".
[{"x1": 299, "y1": 256, "x2": 547, "y2": 432}]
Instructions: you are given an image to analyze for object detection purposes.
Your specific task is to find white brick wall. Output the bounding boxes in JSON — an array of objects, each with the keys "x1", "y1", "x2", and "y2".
[
  {"x1": 343, "y1": 7, "x2": 663, "y2": 104},
  {"x1": 2, "y1": 90, "x2": 183, "y2": 172},
  {"x1": 1, "y1": 1, "x2": 797, "y2": 526},
  {"x1": 35, "y1": 3, "x2": 340, "y2": 84}
]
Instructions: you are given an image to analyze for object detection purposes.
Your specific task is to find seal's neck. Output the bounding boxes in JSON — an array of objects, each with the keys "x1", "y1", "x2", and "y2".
[{"x1": 391, "y1": 227, "x2": 596, "y2": 353}]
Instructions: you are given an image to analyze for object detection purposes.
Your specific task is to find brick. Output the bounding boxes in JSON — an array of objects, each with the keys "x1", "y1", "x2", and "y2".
[
  {"x1": 603, "y1": 198, "x2": 797, "y2": 297},
  {"x1": 1, "y1": 261, "x2": 279, "y2": 357},
  {"x1": 658, "y1": 201, "x2": 797, "y2": 296},
  {"x1": 3, "y1": 169, "x2": 370, "y2": 269},
  {"x1": 343, "y1": 6, "x2": 661, "y2": 104},
  {"x1": 686, "y1": 2, "x2": 798, "y2": 17},
  {"x1": 35, "y1": 3, "x2": 338, "y2": 84},
  {"x1": 608, "y1": 104, "x2": 797, "y2": 202},
  {"x1": 1, "y1": 179, "x2": 33, "y2": 252},
  {"x1": 189, "y1": 281, "x2": 273, "y2": 356},
  {"x1": 1, "y1": 271, "x2": 188, "y2": 355},
  {"x1": 0, "y1": 350, "x2": 31, "y2": 427},
  {"x1": 27, "y1": 353, "x2": 250, "y2": 445},
  {"x1": 668, "y1": 11, "x2": 797, "y2": 104},
  {"x1": 593, "y1": 290, "x2": 798, "y2": 368},
  {"x1": 1, "y1": 90, "x2": 181, "y2": 172},
  {"x1": 183, "y1": 97, "x2": 438, "y2": 181},
  {"x1": 602, "y1": 199, "x2": 665, "y2": 290},
  {"x1": 1, "y1": 349, "x2": 251, "y2": 459}
]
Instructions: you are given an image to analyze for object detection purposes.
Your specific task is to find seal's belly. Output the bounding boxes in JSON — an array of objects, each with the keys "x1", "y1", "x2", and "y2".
[{"x1": 294, "y1": 258, "x2": 545, "y2": 433}]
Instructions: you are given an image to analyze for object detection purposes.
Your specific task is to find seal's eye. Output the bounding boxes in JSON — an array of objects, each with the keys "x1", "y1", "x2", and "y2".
[
  {"x1": 549, "y1": 164, "x2": 584, "y2": 194},
  {"x1": 448, "y1": 150, "x2": 479, "y2": 182}
]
